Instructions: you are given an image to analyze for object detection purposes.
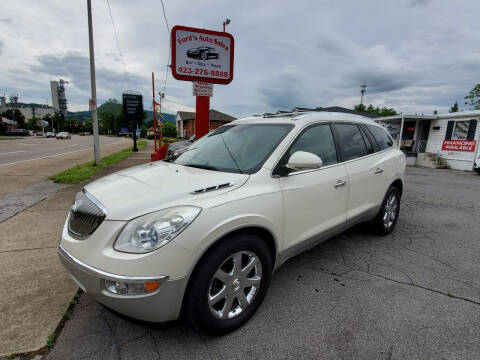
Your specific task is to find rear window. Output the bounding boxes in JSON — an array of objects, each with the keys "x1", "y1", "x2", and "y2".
[
  {"x1": 334, "y1": 124, "x2": 368, "y2": 161},
  {"x1": 367, "y1": 125, "x2": 393, "y2": 150}
]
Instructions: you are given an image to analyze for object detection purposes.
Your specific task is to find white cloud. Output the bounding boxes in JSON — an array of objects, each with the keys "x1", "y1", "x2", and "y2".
[{"x1": 0, "y1": 0, "x2": 479, "y2": 116}]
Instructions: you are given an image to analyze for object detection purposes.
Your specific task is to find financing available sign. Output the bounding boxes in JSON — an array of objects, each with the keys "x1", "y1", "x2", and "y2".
[
  {"x1": 442, "y1": 139, "x2": 476, "y2": 152},
  {"x1": 171, "y1": 25, "x2": 234, "y2": 84}
]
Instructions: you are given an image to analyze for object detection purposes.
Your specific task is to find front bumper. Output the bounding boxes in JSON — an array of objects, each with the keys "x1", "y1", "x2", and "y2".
[{"x1": 58, "y1": 245, "x2": 186, "y2": 322}]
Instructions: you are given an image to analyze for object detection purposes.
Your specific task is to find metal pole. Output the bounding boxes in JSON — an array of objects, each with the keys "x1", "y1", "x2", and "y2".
[
  {"x1": 87, "y1": 0, "x2": 101, "y2": 165},
  {"x1": 398, "y1": 116, "x2": 405, "y2": 148},
  {"x1": 152, "y1": 73, "x2": 157, "y2": 152}
]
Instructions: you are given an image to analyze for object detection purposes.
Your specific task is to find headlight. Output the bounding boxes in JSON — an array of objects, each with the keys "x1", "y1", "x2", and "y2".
[{"x1": 114, "y1": 206, "x2": 201, "y2": 253}]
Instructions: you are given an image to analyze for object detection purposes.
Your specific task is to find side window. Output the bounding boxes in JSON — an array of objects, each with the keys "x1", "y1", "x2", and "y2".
[
  {"x1": 288, "y1": 124, "x2": 337, "y2": 166},
  {"x1": 367, "y1": 125, "x2": 394, "y2": 150},
  {"x1": 335, "y1": 124, "x2": 368, "y2": 161},
  {"x1": 359, "y1": 126, "x2": 375, "y2": 154}
]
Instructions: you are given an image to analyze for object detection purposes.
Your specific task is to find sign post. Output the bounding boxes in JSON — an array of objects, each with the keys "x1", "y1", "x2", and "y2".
[
  {"x1": 171, "y1": 25, "x2": 234, "y2": 139},
  {"x1": 122, "y1": 93, "x2": 143, "y2": 152}
]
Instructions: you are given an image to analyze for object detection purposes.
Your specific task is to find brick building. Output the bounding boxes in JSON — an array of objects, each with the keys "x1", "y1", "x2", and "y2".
[{"x1": 176, "y1": 109, "x2": 236, "y2": 138}]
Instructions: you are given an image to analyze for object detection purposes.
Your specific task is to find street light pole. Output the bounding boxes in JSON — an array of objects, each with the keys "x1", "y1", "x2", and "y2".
[{"x1": 87, "y1": 0, "x2": 101, "y2": 165}]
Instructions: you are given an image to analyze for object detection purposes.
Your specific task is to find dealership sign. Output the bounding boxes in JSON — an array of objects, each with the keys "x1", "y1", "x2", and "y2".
[
  {"x1": 442, "y1": 139, "x2": 476, "y2": 152},
  {"x1": 122, "y1": 93, "x2": 143, "y2": 126},
  {"x1": 171, "y1": 25, "x2": 234, "y2": 84}
]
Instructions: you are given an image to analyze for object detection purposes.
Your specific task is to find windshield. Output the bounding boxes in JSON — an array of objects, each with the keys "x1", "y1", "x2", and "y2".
[{"x1": 174, "y1": 123, "x2": 293, "y2": 174}]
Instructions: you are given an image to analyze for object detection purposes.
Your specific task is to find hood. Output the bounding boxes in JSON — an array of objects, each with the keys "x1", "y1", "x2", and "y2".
[{"x1": 84, "y1": 161, "x2": 249, "y2": 220}]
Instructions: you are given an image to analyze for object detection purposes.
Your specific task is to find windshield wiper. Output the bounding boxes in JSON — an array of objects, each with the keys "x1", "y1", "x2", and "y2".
[
  {"x1": 220, "y1": 134, "x2": 243, "y2": 174},
  {"x1": 184, "y1": 164, "x2": 219, "y2": 171}
]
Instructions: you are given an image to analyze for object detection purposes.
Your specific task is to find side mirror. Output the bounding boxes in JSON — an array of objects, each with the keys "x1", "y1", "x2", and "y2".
[{"x1": 286, "y1": 151, "x2": 323, "y2": 171}]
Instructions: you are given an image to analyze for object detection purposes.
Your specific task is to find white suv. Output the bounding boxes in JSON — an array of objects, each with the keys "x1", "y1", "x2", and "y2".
[{"x1": 59, "y1": 112, "x2": 405, "y2": 334}]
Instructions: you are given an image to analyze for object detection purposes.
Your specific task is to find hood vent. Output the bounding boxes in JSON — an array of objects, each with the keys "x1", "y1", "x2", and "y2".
[{"x1": 191, "y1": 182, "x2": 233, "y2": 195}]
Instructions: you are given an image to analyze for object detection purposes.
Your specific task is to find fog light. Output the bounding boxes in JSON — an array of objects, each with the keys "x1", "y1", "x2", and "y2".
[{"x1": 105, "y1": 280, "x2": 161, "y2": 295}]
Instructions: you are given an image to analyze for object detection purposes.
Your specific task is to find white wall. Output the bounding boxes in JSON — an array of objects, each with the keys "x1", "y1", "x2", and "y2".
[
  {"x1": 176, "y1": 113, "x2": 184, "y2": 138},
  {"x1": 425, "y1": 116, "x2": 480, "y2": 171}
]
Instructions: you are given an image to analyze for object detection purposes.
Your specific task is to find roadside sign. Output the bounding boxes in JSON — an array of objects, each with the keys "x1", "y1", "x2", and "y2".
[
  {"x1": 171, "y1": 25, "x2": 234, "y2": 84},
  {"x1": 193, "y1": 82, "x2": 213, "y2": 97},
  {"x1": 89, "y1": 98, "x2": 96, "y2": 111},
  {"x1": 442, "y1": 139, "x2": 476, "y2": 152},
  {"x1": 122, "y1": 93, "x2": 143, "y2": 125}
]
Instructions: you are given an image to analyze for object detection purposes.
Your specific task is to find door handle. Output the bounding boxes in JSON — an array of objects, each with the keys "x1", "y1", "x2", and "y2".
[
  {"x1": 334, "y1": 179, "x2": 347, "y2": 188},
  {"x1": 374, "y1": 168, "x2": 383, "y2": 174}
]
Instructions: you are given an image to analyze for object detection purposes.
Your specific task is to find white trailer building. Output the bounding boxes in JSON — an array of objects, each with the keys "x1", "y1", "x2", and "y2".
[{"x1": 376, "y1": 110, "x2": 480, "y2": 171}]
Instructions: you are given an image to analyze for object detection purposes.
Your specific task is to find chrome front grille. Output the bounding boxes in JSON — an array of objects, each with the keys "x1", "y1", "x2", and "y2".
[{"x1": 68, "y1": 190, "x2": 107, "y2": 238}]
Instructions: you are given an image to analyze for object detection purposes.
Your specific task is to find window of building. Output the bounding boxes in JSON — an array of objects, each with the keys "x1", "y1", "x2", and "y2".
[{"x1": 453, "y1": 120, "x2": 469, "y2": 140}]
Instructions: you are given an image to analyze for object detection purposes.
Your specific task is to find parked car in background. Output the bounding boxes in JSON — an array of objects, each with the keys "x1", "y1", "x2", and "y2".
[
  {"x1": 36, "y1": 132, "x2": 44, "y2": 136},
  {"x1": 58, "y1": 111, "x2": 406, "y2": 335},
  {"x1": 5, "y1": 129, "x2": 29, "y2": 136},
  {"x1": 79, "y1": 132, "x2": 91, "y2": 136},
  {"x1": 474, "y1": 157, "x2": 480, "y2": 174},
  {"x1": 56, "y1": 132, "x2": 71, "y2": 140},
  {"x1": 46, "y1": 132, "x2": 56, "y2": 138}
]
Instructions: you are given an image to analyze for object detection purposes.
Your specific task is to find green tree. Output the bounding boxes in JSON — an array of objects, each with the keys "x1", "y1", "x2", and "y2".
[
  {"x1": 140, "y1": 124, "x2": 147, "y2": 138},
  {"x1": 42, "y1": 114, "x2": 53, "y2": 131},
  {"x1": 464, "y1": 84, "x2": 480, "y2": 109},
  {"x1": 449, "y1": 102, "x2": 459, "y2": 113},
  {"x1": 161, "y1": 122, "x2": 177, "y2": 138},
  {"x1": 433, "y1": 110, "x2": 438, "y2": 115},
  {"x1": 98, "y1": 99, "x2": 122, "y2": 135},
  {"x1": 354, "y1": 104, "x2": 398, "y2": 117},
  {"x1": 25, "y1": 117, "x2": 40, "y2": 130},
  {"x1": 1, "y1": 109, "x2": 25, "y2": 127}
]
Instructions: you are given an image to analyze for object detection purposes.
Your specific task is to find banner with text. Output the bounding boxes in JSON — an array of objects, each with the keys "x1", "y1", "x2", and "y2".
[{"x1": 442, "y1": 139, "x2": 476, "y2": 152}]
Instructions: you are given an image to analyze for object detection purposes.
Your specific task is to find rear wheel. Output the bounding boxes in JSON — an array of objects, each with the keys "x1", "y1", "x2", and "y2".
[
  {"x1": 373, "y1": 186, "x2": 400, "y2": 235},
  {"x1": 184, "y1": 233, "x2": 272, "y2": 335}
]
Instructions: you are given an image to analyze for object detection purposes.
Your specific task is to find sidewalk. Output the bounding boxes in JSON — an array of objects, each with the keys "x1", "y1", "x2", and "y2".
[{"x1": 0, "y1": 141, "x2": 154, "y2": 357}]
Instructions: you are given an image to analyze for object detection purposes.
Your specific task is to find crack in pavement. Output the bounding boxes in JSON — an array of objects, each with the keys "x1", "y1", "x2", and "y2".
[{"x1": 0, "y1": 245, "x2": 57, "y2": 254}]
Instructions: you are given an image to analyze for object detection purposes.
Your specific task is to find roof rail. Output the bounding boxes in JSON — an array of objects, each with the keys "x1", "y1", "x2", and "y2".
[{"x1": 262, "y1": 107, "x2": 323, "y2": 118}]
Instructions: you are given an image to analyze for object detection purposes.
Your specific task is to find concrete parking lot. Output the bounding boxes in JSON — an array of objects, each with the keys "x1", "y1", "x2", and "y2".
[{"x1": 46, "y1": 167, "x2": 480, "y2": 360}]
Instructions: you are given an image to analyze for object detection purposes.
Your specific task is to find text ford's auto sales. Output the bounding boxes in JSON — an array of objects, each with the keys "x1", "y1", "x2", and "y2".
[{"x1": 172, "y1": 26, "x2": 234, "y2": 84}]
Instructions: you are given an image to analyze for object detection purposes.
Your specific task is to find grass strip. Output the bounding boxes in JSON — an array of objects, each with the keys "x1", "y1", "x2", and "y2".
[
  {"x1": 0, "y1": 136, "x2": 22, "y2": 140},
  {"x1": 51, "y1": 140, "x2": 147, "y2": 184}
]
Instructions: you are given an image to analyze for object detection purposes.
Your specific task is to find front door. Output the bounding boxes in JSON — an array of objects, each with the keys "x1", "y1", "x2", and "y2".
[{"x1": 277, "y1": 123, "x2": 348, "y2": 255}]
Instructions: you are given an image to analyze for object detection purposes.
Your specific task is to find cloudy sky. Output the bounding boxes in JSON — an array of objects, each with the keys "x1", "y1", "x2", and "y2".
[{"x1": 1, "y1": 0, "x2": 479, "y2": 116}]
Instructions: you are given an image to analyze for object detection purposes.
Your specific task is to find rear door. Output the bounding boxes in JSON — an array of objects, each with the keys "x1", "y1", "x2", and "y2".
[
  {"x1": 333, "y1": 123, "x2": 386, "y2": 225},
  {"x1": 276, "y1": 123, "x2": 348, "y2": 256}
]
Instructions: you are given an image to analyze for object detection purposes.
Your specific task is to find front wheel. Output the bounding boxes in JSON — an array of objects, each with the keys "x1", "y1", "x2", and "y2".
[
  {"x1": 373, "y1": 186, "x2": 401, "y2": 235},
  {"x1": 184, "y1": 233, "x2": 272, "y2": 335}
]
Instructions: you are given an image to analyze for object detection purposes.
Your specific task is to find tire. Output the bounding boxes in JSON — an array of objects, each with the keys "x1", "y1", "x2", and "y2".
[
  {"x1": 184, "y1": 233, "x2": 272, "y2": 335},
  {"x1": 200, "y1": 52, "x2": 207, "y2": 61},
  {"x1": 373, "y1": 186, "x2": 401, "y2": 235}
]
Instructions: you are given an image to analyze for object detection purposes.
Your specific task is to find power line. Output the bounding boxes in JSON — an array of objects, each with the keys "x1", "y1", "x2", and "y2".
[
  {"x1": 159, "y1": 0, "x2": 171, "y2": 95},
  {"x1": 105, "y1": 0, "x2": 129, "y2": 87},
  {"x1": 160, "y1": 0, "x2": 171, "y2": 35}
]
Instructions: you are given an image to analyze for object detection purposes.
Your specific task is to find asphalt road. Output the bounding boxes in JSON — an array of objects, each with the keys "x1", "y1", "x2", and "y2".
[
  {"x1": 46, "y1": 167, "x2": 480, "y2": 360},
  {"x1": 0, "y1": 135, "x2": 125, "y2": 166}
]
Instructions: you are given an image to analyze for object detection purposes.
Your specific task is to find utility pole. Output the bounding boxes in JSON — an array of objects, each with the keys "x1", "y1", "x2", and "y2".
[
  {"x1": 360, "y1": 84, "x2": 367, "y2": 105},
  {"x1": 87, "y1": 0, "x2": 101, "y2": 165}
]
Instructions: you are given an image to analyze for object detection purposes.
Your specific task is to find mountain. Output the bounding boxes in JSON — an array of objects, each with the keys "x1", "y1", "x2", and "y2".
[{"x1": 68, "y1": 106, "x2": 176, "y2": 125}]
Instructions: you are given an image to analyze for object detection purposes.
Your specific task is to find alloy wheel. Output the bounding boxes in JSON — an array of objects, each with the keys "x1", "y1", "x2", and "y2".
[
  {"x1": 208, "y1": 251, "x2": 262, "y2": 320},
  {"x1": 383, "y1": 193, "x2": 398, "y2": 229}
]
